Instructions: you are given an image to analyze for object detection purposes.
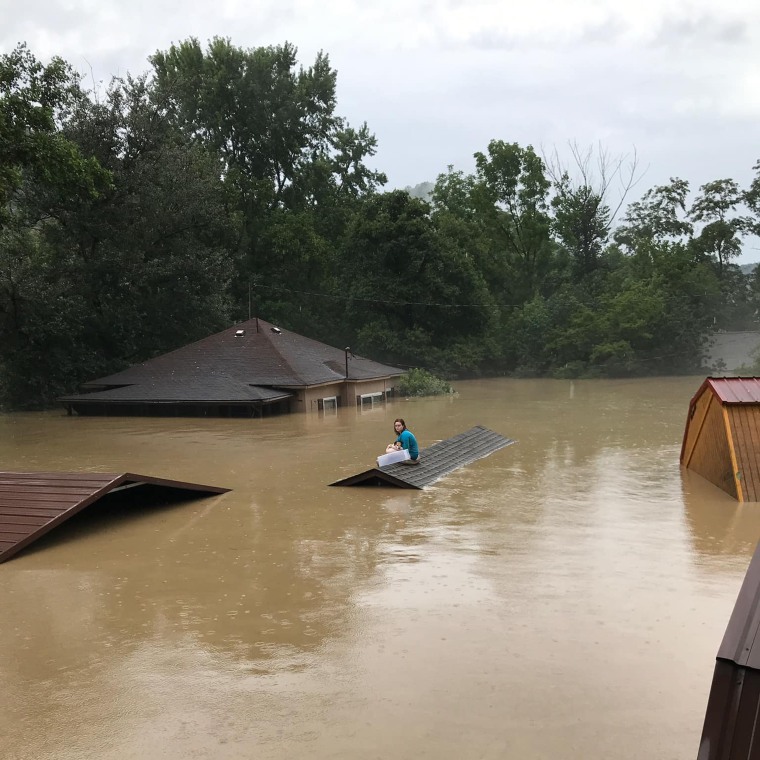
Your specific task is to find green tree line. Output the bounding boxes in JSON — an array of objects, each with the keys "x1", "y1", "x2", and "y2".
[{"x1": 2, "y1": 40, "x2": 760, "y2": 408}]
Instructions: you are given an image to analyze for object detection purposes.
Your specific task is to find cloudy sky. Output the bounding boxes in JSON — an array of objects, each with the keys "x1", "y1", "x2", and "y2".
[{"x1": 3, "y1": 0, "x2": 760, "y2": 258}]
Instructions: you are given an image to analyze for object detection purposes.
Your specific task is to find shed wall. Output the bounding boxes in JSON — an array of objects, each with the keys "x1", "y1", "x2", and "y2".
[
  {"x1": 727, "y1": 406, "x2": 760, "y2": 502},
  {"x1": 685, "y1": 393, "x2": 737, "y2": 499},
  {"x1": 682, "y1": 391, "x2": 714, "y2": 466}
]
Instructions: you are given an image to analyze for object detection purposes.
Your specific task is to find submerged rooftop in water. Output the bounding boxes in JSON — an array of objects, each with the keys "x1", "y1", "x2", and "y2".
[
  {"x1": 329, "y1": 425, "x2": 516, "y2": 489},
  {"x1": 0, "y1": 471, "x2": 230, "y2": 563}
]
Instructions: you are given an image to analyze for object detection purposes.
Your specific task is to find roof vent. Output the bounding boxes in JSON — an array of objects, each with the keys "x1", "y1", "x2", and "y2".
[
  {"x1": 234, "y1": 329, "x2": 245, "y2": 338},
  {"x1": 271, "y1": 327, "x2": 281, "y2": 334}
]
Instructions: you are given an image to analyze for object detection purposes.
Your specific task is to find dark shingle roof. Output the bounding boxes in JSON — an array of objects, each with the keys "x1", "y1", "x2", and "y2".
[
  {"x1": 60, "y1": 318, "x2": 404, "y2": 405},
  {"x1": 329, "y1": 426, "x2": 517, "y2": 489}
]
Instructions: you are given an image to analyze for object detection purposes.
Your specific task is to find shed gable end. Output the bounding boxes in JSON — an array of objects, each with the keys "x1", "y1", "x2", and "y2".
[{"x1": 682, "y1": 389, "x2": 737, "y2": 500}]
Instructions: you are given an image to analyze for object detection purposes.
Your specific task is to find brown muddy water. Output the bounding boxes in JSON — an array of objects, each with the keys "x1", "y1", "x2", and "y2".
[{"x1": 1, "y1": 377, "x2": 758, "y2": 760}]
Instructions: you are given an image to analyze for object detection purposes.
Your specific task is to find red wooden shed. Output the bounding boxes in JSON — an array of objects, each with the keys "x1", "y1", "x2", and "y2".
[{"x1": 681, "y1": 377, "x2": 760, "y2": 502}]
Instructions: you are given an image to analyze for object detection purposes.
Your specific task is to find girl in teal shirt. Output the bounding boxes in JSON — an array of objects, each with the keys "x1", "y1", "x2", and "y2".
[{"x1": 392, "y1": 418, "x2": 419, "y2": 462}]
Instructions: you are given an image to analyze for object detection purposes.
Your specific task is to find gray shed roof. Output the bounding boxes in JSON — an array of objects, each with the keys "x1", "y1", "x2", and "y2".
[
  {"x1": 330, "y1": 426, "x2": 517, "y2": 489},
  {"x1": 60, "y1": 318, "x2": 405, "y2": 405}
]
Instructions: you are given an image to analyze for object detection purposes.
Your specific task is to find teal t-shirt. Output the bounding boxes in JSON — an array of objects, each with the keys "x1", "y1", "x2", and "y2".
[{"x1": 396, "y1": 429, "x2": 419, "y2": 460}]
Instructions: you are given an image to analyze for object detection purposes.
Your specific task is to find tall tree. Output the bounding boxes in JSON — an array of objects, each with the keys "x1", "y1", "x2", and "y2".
[
  {"x1": 614, "y1": 178, "x2": 693, "y2": 252},
  {"x1": 551, "y1": 178, "x2": 610, "y2": 279},
  {"x1": 339, "y1": 190, "x2": 496, "y2": 374},
  {"x1": 689, "y1": 178, "x2": 748, "y2": 277},
  {"x1": 472, "y1": 141, "x2": 553, "y2": 302},
  {"x1": 150, "y1": 38, "x2": 337, "y2": 208},
  {"x1": 745, "y1": 160, "x2": 760, "y2": 234},
  {"x1": 149, "y1": 37, "x2": 385, "y2": 317},
  {"x1": 1, "y1": 70, "x2": 235, "y2": 407},
  {"x1": 0, "y1": 45, "x2": 112, "y2": 407},
  {"x1": 545, "y1": 144, "x2": 639, "y2": 279},
  {"x1": 0, "y1": 43, "x2": 109, "y2": 228},
  {"x1": 61, "y1": 74, "x2": 235, "y2": 356}
]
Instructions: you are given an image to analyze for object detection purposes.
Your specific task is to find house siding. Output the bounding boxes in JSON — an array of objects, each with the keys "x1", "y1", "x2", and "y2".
[{"x1": 293, "y1": 378, "x2": 396, "y2": 413}]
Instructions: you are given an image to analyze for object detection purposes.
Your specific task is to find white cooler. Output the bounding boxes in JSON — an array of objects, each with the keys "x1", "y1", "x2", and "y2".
[{"x1": 376, "y1": 449, "x2": 411, "y2": 467}]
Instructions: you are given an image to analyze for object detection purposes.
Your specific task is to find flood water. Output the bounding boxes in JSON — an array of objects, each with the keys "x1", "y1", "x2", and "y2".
[{"x1": 1, "y1": 377, "x2": 758, "y2": 760}]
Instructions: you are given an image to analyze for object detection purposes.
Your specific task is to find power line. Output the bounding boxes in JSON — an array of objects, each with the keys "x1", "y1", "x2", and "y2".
[{"x1": 254, "y1": 282, "x2": 496, "y2": 308}]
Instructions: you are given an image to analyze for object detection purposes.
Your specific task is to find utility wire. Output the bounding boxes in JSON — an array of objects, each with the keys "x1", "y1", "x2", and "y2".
[{"x1": 254, "y1": 282, "x2": 496, "y2": 308}]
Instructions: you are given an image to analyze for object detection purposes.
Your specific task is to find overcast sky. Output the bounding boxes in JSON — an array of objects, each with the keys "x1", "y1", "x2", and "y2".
[{"x1": 3, "y1": 0, "x2": 760, "y2": 259}]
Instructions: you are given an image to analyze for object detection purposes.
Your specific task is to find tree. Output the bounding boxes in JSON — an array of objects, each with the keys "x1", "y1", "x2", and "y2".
[
  {"x1": 328, "y1": 122, "x2": 387, "y2": 199},
  {"x1": 472, "y1": 141, "x2": 553, "y2": 302},
  {"x1": 338, "y1": 190, "x2": 496, "y2": 374},
  {"x1": 545, "y1": 143, "x2": 639, "y2": 279},
  {"x1": 150, "y1": 37, "x2": 385, "y2": 316},
  {"x1": 745, "y1": 160, "x2": 760, "y2": 234},
  {"x1": 0, "y1": 44, "x2": 109, "y2": 228},
  {"x1": 431, "y1": 166, "x2": 479, "y2": 221},
  {"x1": 151, "y1": 39, "x2": 336, "y2": 207},
  {"x1": 551, "y1": 178, "x2": 610, "y2": 279},
  {"x1": 614, "y1": 178, "x2": 693, "y2": 252},
  {"x1": 62, "y1": 74, "x2": 235, "y2": 355},
  {"x1": 689, "y1": 179, "x2": 748, "y2": 277},
  {"x1": 0, "y1": 45, "x2": 112, "y2": 407},
  {"x1": 0, "y1": 71, "x2": 235, "y2": 407}
]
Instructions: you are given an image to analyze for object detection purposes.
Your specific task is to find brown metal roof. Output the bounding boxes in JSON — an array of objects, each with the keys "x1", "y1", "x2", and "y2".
[
  {"x1": 716, "y1": 541, "x2": 760, "y2": 669},
  {"x1": 0, "y1": 472, "x2": 230, "y2": 563},
  {"x1": 697, "y1": 540, "x2": 760, "y2": 758},
  {"x1": 693, "y1": 377, "x2": 760, "y2": 405},
  {"x1": 60, "y1": 318, "x2": 404, "y2": 409},
  {"x1": 329, "y1": 426, "x2": 516, "y2": 489}
]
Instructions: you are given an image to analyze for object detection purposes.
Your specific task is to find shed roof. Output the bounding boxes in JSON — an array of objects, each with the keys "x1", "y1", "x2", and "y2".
[
  {"x1": 693, "y1": 377, "x2": 760, "y2": 405},
  {"x1": 60, "y1": 318, "x2": 404, "y2": 406},
  {"x1": 0, "y1": 471, "x2": 230, "y2": 563}
]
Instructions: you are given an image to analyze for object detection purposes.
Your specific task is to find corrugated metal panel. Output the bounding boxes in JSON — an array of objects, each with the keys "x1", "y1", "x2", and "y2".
[
  {"x1": 330, "y1": 426, "x2": 516, "y2": 488},
  {"x1": 697, "y1": 661, "x2": 760, "y2": 760},
  {"x1": 698, "y1": 542, "x2": 760, "y2": 758},
  {"x1": 717, "y1": 542, "x2": 760, "y2": 669},
  {"x1": 0, "y1": 472, "x2": 230, "y2": 563},
  {"x1": 708, "y1": 377, "x2": 760, "y2": 405},
  {"x1": 727, "y1": 407, "x2": 760, "y2": 503}
]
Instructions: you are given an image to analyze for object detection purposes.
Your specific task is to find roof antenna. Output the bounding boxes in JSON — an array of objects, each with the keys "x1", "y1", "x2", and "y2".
[{"x1": 249, "y1": 279, "x2": 259, "y2": 332}]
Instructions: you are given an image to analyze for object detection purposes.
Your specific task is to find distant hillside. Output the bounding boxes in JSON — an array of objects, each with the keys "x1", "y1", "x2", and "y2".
[
  {"x1": 705, "y1": 331, "x2": 760, "y2": 373},
  {"x1": 741, "y1": 262, "x2": 759, "y2": 275},
  {"x1": 404, "y1": 181, "x2": 434, "y2": 201}
]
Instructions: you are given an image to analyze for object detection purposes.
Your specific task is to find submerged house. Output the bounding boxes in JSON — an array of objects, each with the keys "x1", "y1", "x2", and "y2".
[
  {"x1": 60, "y1": 318, "x2": 405, "y2": 417},
  {"x1": 680, "y1": 377, "x2": 760, "y2": 502}
]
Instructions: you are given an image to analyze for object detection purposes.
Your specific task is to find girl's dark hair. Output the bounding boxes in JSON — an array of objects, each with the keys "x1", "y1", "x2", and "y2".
[{"x1": 394, "y1": 418, "x2": 407, "y2": 431}]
